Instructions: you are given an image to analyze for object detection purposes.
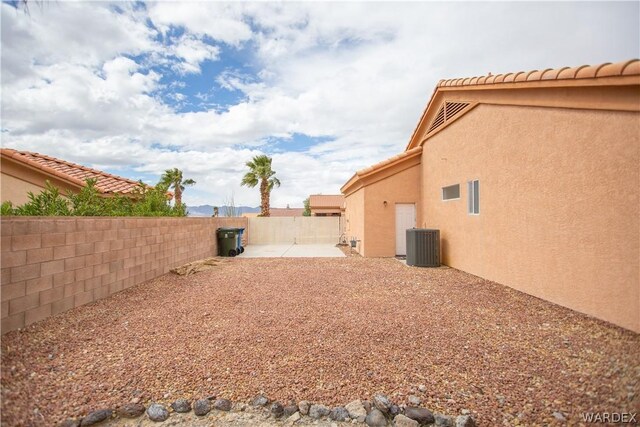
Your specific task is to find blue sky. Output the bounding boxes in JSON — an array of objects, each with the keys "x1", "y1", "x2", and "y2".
[{"x1": 1, "y1": 1, "x2": 638, "y2": 208}]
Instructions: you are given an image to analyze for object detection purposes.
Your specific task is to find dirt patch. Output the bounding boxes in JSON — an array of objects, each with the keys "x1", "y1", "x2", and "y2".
[
  {"x1": 170, "y1": 257, "x2": 229, "y2": 276},
  {"x1": 2, "y1": 257, "x2": 638, "y2": 426}
]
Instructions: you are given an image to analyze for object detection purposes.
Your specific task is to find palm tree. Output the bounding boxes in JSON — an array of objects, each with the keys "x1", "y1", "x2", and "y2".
[
  {"x1": 241, "y1": 155, "x2": 280, "y2": 217},
  {"x1": 159, "y1": 168, "x2": 196, "y2": 208}
]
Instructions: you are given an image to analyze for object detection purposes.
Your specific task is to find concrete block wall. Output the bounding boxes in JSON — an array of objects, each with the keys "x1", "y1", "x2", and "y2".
[{"x1": 1, "y1": 216, "x2": 247, "y2": 333}]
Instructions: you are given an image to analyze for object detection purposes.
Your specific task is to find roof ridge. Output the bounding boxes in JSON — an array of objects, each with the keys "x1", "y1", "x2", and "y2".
[
  {"x1": 21, "y1": 151, "x2": 142, "y2": 186},
  {"x1": 437, "y1": 59, "x2": 640, "y2": 88},
  {"x1": 1, "y1": 148, "x2": 145, "y2": 195}
]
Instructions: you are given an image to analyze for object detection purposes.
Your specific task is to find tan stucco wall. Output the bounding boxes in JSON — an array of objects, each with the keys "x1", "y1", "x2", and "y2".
[
  {"x1": 344, "y1": 164, "x2": 421, "y2": 257},
  {"x1": 1, "y1": 173, "x2": 45, "y2": 205},
  {"x1": 1, "y1": 157, "x2": 80, "y2": 206},
  {"x1": 421, "y1": 103, "x2": 640, "y2": 332},
  {"x1": 311, "y1": 208, "x2": 342, "y2": 215},
  {"x1": 363, "y1": 164, "x2": 421, "y2": 257},
  {"x1": 344, "y1": 187, "x2": 365, "y2": 254}
]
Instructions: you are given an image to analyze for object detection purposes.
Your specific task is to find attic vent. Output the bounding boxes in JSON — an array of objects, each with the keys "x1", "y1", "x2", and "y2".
[{"x1": 427, "y1": 101, "x2": 470, "y2": 133}]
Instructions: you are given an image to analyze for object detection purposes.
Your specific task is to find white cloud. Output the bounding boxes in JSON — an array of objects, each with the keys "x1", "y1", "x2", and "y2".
[
  {"x1": 168, "y1": 33, "x2": 220, "y2": 74},
  {"x1": 146, "y1": 1, "x2": 252, "y2": 46},
  {"x1": 1, "y1": 1, "x2": 638, "y2": 208}
]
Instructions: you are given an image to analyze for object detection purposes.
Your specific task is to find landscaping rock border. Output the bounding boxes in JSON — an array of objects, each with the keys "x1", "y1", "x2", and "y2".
[{"x1": 57, "y1": 392, "x2": 475, "y2": 426}]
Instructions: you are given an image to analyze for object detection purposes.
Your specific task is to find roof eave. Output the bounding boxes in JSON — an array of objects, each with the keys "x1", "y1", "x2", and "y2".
[{"x1": 341, "y1": 147, "x2": 422, "y2": 196}]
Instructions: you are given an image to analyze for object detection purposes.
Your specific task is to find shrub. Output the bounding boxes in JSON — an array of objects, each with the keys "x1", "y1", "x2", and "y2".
[{"x1": 1, "y1": 179, "x2": 187, "y2": 217}]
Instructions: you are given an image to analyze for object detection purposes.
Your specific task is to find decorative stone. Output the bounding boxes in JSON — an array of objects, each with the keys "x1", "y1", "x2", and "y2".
[
  {"x1": 408, "y1": 395, "x2": 421, "y2": 406},
  {"x1": 404, "y1": 407, "x2": 435, "y2": 425},
  {"x1": 394, "y1": 414, "x2": 419, "y2": 427},
  {"x1": 345, "y1": 400, "x2": 367, "y2": 422},
  {"x1": 285, "y1": 411, "x2": 301, "y2": 426},
  {"x1": 193, "y1": 399, "x2": 211, "y2": 416},
  {"x1": 418, "y1": 385, "x2": 427, "y2": 393},
  {"x1": 455, "y1": 414, "x2": 476, "y2": 427},
  {"x1": 309, "y1": 404, "x2": 331, "y2": 419},
  {"x1": 373, "y1": 394, "x2": 392, "y2": 413},
  {"x1": 298, "y1": 400, "x2": 311, "y2": 415},
  {"x1": 363, "y1": 400, "x2": 372, "y2": 414},
  {"x1": 330, "y1": 407, "x2": 350, "y2": 421},
  {"x1": 390, "y1": 405, "x2": 401, "y2": 417},
  {"x1": 118, "y1": 403, "x2": 145, "y2": 418},
  {"x1": 80, "y1": 409, "x2": 112, "y2": 426},
  {"x1": 58, "y1": 419, "x2": 80, "y2": 427},
  {"x1": 434, "y1": 413, "x2": 454, "y2": 427},
  {"x1": 214, "y1": 398, "x2": 232, "y2": 411},
  {"x1": 171, "y1": 399, "x2": 191, "y2": 413},
  {"x1": 251, "y1": 395, "x2": 269, "y2": 407},
  {"x1": 146, "y1": 404, "x2": 169, "y2": 422},
  {"x1": 270, "y1": 402, "x2": 284, "y2": 418},
  {"x1": 365, "y1": 408, "x2": 388, "y2": 426},
  {"x1": 283, "y1": 404, "x2": 298, "y2": 417},
  {"x1": 553, "y1": 412, "x2": 567, "y2": 422}
]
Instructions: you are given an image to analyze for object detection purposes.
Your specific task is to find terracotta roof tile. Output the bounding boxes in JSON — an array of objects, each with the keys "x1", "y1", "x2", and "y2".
[
  {"x1": 622, "y1": 60, "x2": 640, "y2": 75},
  {"x1": 502, "y1": 73, "x2": 516, "y2": 83},
  {"x1": 437, "y1": 60, "x2": 640, "y2": 88},
  {"x1": 355, "y1": 146, "x2": 422, "y2": 176},
  {"x1": 1, "y1": 149, "x2": 143, "y2": 195}
]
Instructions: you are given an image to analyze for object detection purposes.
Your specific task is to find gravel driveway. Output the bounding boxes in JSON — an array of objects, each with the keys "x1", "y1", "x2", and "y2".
[{"x1": 2, "y1": 257, "x2": 638, "y2": 426}]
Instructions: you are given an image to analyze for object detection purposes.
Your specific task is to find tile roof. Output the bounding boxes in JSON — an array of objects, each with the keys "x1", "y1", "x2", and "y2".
[
  {"x1": 340, "y1": 146, "x2": 423, "y2": 195},
  {"x1": 1, "y1": 149, "x2": 144, "y2": 195},
  {"x1": 405, "y1": 59, "x2": 640, "y2": 151},
  {"x1": 437, "y1": 59, "x2": 640, "y2": 88},
  {"x1": 309, "y1": 194, "x2": 344, "y2": 208},
  {"x1": 356, "y1": 147, "x2": 423, "y2": 176}
]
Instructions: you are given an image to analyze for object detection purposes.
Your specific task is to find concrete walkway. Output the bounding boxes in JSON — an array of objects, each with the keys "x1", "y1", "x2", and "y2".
[{"x1": 237, "y1": 244, "x2": 345, "y2": 258}]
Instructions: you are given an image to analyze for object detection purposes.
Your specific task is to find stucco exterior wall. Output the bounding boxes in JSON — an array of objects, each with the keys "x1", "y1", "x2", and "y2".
[
  {"x1": 421, "y1": 104, "x2": 640, "y2": 332},
  {"x1": 344, "y1": 188, "x2": 365, "y2": 254},
  {"x1": 363, "y1": 164, "x2": 421, "y2": 257},
  {"x1": 1, "y1": 173, "x2": 46, "y2": 205}
]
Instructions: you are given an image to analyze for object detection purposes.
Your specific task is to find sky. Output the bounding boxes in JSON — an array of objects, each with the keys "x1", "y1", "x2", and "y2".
[{"x1": 1, "y1": 1, "x2": 638, "y2": 208}]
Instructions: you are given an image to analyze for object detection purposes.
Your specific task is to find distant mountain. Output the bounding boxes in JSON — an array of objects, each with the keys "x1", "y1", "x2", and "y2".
[{"x1": 187, "y1": 204, "x2": 261, "y2": 217}]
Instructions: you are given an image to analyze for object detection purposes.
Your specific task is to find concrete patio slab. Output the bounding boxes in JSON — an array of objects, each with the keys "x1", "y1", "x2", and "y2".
[{"x1": 238, "y1": 244, "x2": 345, "y2": 258}]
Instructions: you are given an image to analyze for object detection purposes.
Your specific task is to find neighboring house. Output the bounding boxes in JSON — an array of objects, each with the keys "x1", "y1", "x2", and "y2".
[
  {"x1": 1, "y1": 149, "x2": 144, "y2": 205},
  {"x1": 309, "y1": 194, "x2": 344, "y2": 216},
  {"x1": 341, "y1": 59, "x2": 639, "y2": 332}
]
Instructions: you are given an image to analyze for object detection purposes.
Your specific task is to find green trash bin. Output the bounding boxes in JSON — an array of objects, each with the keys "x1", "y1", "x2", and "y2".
[{"x1": 217, "y1": 228, "x2": 239, "y2": 257}]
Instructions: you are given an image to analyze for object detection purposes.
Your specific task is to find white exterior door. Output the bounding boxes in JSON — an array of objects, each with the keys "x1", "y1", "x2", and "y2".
[{"x1": 395, "y1": 204, "x2": 416, "y2": 256}]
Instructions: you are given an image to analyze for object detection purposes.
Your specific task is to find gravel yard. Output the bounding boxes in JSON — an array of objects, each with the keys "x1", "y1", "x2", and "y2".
[{"x1": 2, "y1": 257, "x2": 639, "y2": 426}]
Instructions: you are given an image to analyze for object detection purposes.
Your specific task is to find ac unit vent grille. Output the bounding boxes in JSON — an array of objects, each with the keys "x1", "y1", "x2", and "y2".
[
  {"x1": 427, "y1": 102, "x2": 470, "y2": 134},
  {"x1": 406, "y1": 229, "x2": 440, "y2": 267}
]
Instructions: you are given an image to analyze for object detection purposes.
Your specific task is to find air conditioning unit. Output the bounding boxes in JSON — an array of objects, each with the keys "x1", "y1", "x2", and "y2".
[{"x1": 406, "y1": 229, "x2": 440, "y2": 267}]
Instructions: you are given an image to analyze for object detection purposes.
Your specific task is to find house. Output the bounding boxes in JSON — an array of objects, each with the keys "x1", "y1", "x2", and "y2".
[
  {"x1": 309, "y1": 194, "x2": 344, "y2": 216},
  {"x1": 1, "y1": 149, "x2": 144, "y2": 205},
  {"x1": 341, "y1": 59, "x2": 639, "y2": 332}
]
